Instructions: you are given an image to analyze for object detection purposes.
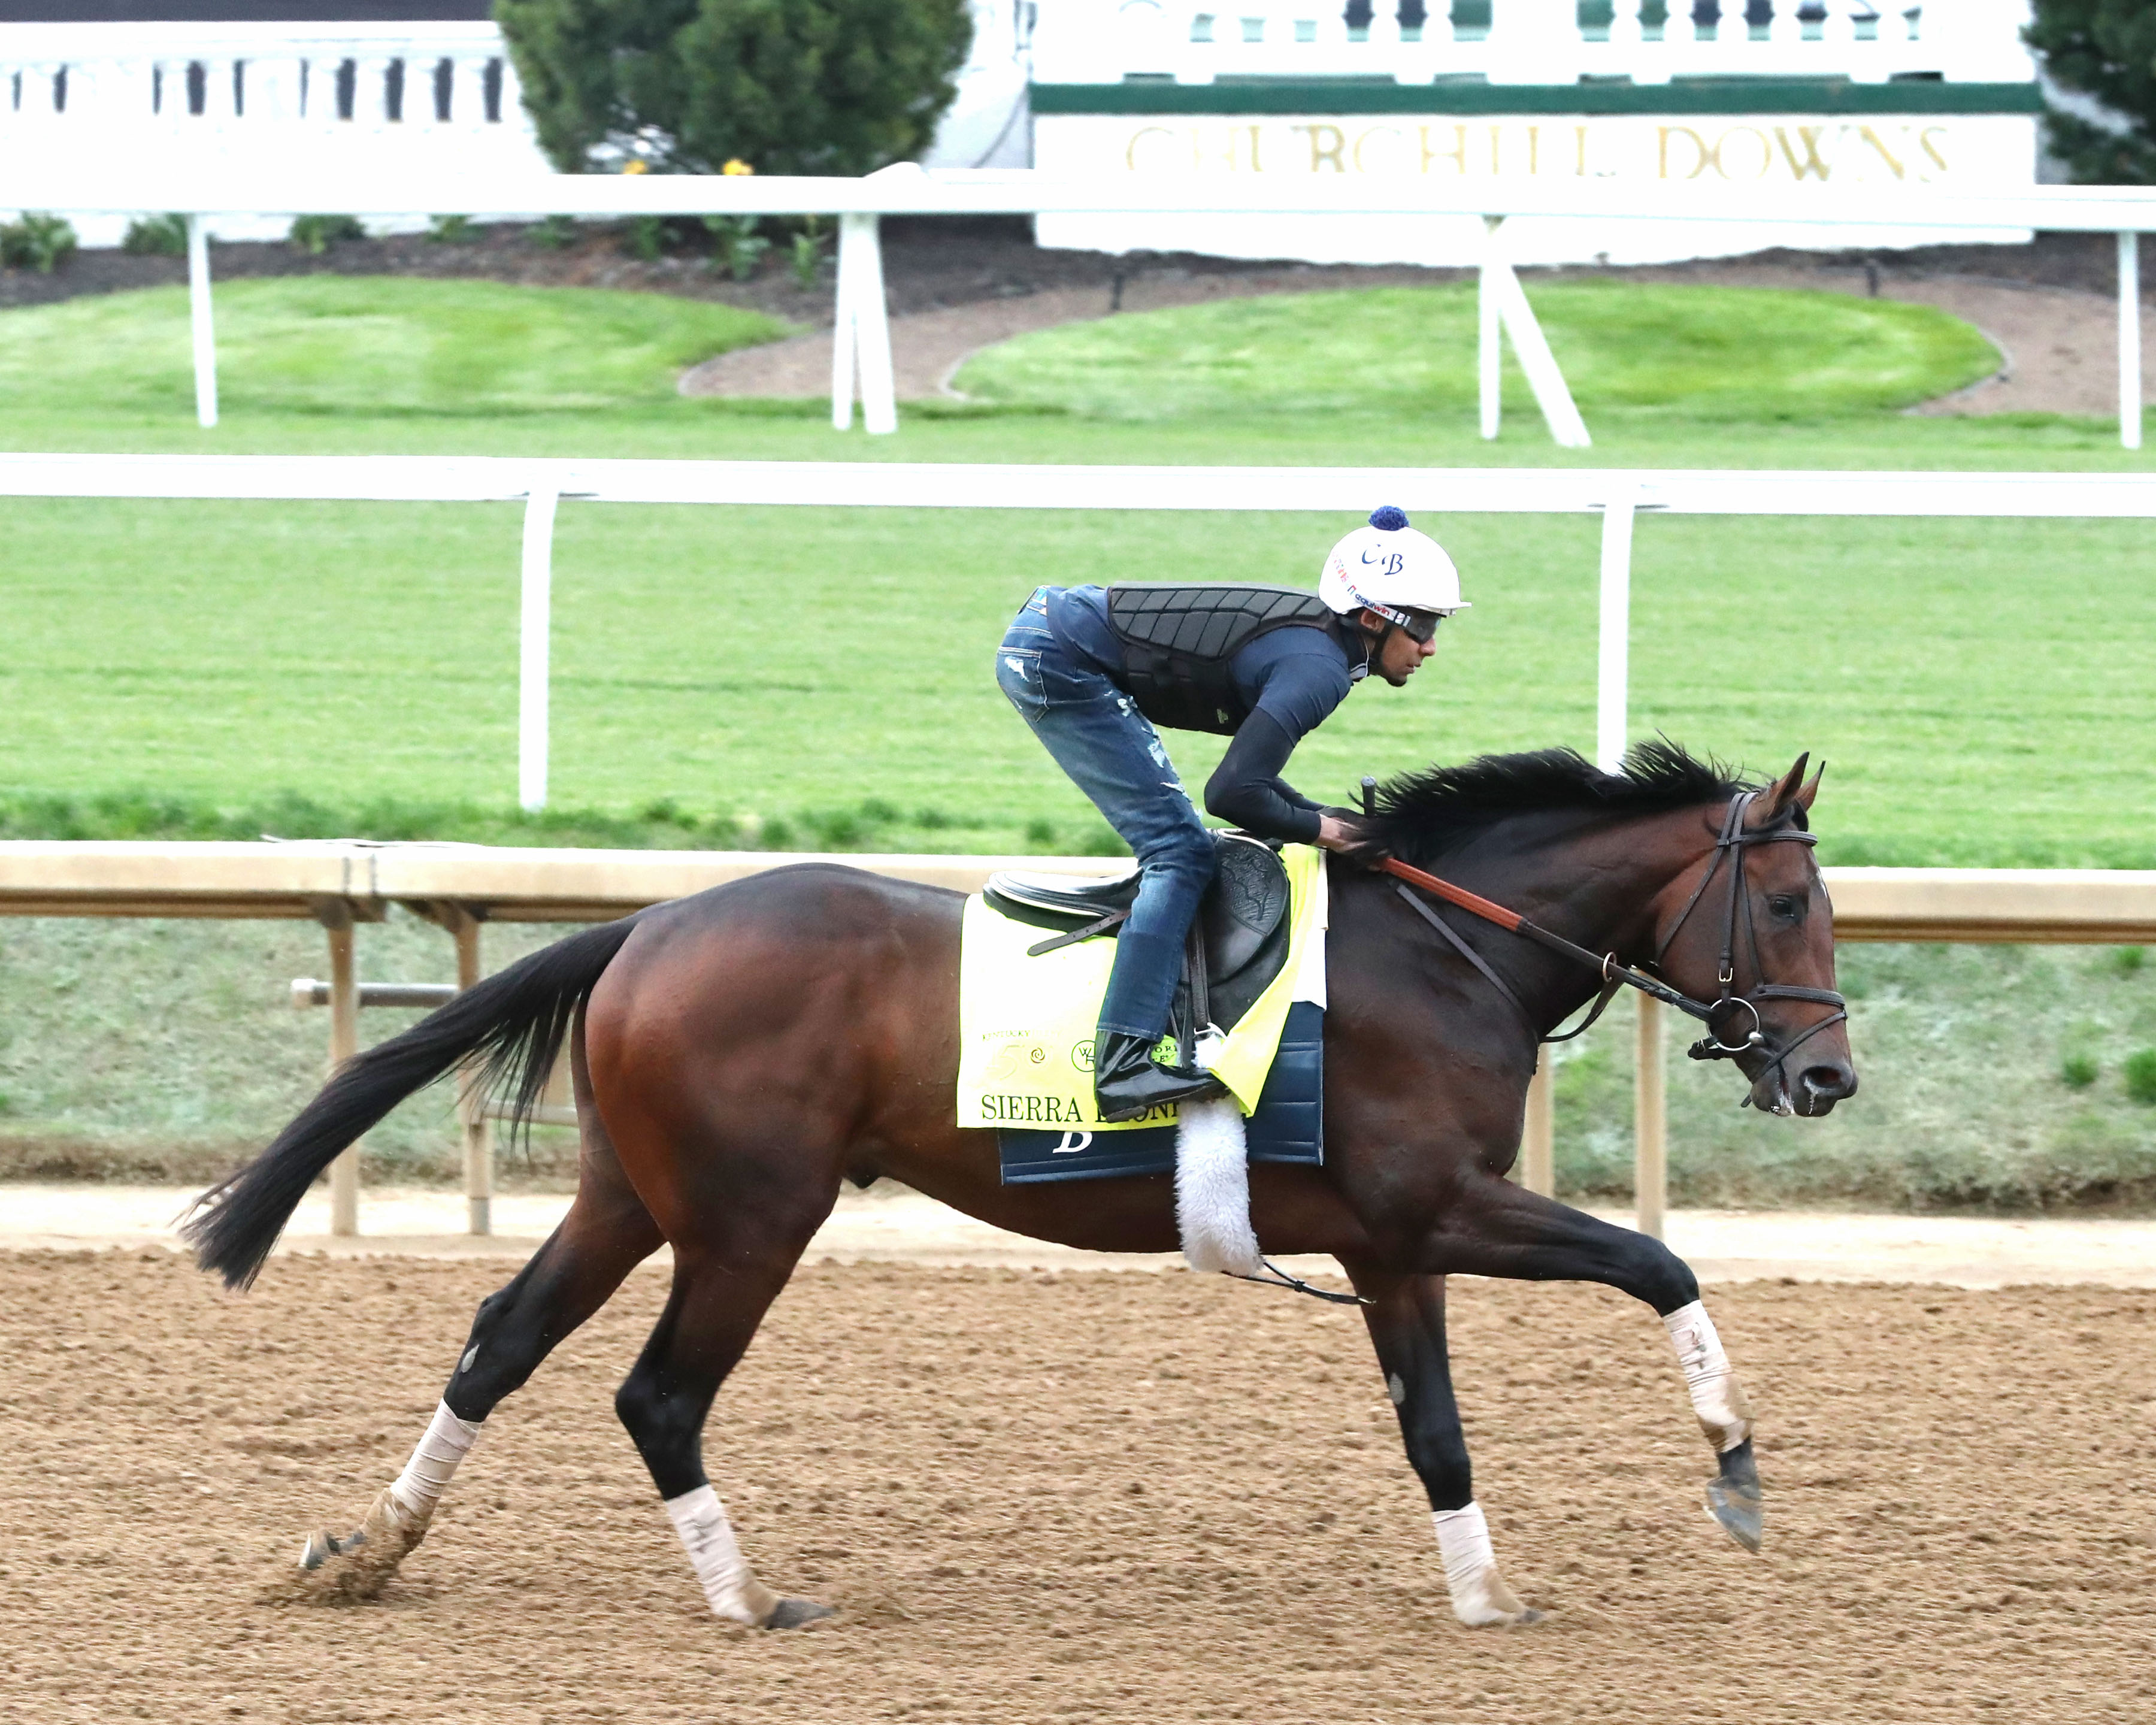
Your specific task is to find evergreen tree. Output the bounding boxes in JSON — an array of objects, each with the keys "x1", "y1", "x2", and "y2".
[
  {"x1": 496, "y1": 0, "x2": 973, "y2": 177},
  {"x1": 2026, "y1": 0, "x2": 2156, "y2": 184}
]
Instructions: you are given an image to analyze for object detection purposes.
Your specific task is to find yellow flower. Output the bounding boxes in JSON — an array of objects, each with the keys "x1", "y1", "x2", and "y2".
[
  {"x1": 722, "y1": 158, "x2": 755, "y2": 176},
  {"x1": 623, "y1": 159, "x2": 650, "y2": 175}
]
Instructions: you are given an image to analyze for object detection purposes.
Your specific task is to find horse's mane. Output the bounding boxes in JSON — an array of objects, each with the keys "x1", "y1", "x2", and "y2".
[{"x1": 1368, "y1": 740, "x2": 1760, "y2": 866}]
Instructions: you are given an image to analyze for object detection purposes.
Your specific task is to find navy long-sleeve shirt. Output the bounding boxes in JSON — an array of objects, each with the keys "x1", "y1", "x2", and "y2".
[{"x1": 1044, "y1": 585, "x2": 1364, "y2": 844}]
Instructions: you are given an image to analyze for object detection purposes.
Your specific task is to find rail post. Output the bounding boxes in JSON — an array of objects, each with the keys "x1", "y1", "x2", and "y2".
[
  {"x1": 832, "y1": 213, "x2": 898, "y2": 435},
  {"x1": 1595, "y1": 488, "x2": 1639, "y2": 774},
  {"x1": 517, "y1": 476, "x2": 559, "y2": 812},
  {"x1": 1479, "y1": 217, "x2": 1503, "y2": 441},
  {"x1": 2121, "y1": 231, "x2": 2142, "y2": 453},
  {"x1": 319, "y1": 901, "x2": 361, "y2": 1236},
  {"x1": 1635, "y1": 994, "x2": 1666, "y2": 1239},
  {"x1": 1521, "y1": 1054, "x2": 1555, "y2": 1196},
  {"x1": 186, "y1": 214, "x2": 217, "y2": 429},
  {"x1": 443, "y1": 904, "x2": 494, "y2": 1236}
]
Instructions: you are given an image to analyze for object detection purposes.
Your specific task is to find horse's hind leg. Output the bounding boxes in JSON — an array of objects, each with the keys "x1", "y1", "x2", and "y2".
[
  {"x1": 281, "y1": 1036, "x2": 663, "y2": 1603},
  {"x1": 613, "y1": 1197, "x2": 837, "y2": 1630},
  {"x1": 1341, "y1": 1259, "x2": 1539, "y2": 1628}
]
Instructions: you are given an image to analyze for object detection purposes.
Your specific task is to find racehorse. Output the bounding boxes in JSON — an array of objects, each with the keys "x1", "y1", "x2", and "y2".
[{"x1": 184, "y1": 742, "x2": 1856, "y2": 1630}]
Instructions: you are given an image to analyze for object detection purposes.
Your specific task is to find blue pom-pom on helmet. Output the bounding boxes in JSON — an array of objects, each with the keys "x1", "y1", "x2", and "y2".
[{"x1": 1368, "y1": 505, "x2": 1410, "y2": 532}]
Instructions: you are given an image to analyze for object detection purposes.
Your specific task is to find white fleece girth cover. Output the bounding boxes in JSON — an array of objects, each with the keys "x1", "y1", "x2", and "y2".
[{"x1": 1175, "y1": 1093, "x2": 1263, "y2": 1276}]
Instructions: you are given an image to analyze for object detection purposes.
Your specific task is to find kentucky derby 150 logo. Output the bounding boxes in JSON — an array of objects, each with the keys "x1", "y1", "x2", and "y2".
[{"x1": 983, "y1": 1039, "x2": 1055, "y2": 1081}]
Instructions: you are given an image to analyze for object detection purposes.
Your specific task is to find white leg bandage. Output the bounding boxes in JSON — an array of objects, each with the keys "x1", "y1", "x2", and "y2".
[
  {"x1": 1174, "y1": 1093, "x2": 1262, "y2": 1277},
  {"x1": 1663, "y1": 1300, "x2": 1753, "y2": 1453},
  {"x1": 385, "y1": 1401, "x2": 483, "y2": 1523},
  {"x1": 1431, "y1": 1502, "x2": 1527, "y2": 1627},
  {"x1": 665, "y1": 1485, "x2": 778, "y2": 1626}
]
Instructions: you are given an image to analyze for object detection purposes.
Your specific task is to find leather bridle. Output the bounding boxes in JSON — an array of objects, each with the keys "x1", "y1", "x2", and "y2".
[{"x1": 1381, "y1": 789, "x2": 1848, "y2": 1106}]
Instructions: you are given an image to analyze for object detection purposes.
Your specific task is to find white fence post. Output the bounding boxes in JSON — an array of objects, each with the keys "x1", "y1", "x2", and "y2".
[
  {"x1": 831, "y1": 212, "x2": 898, "y2": 435},
  {"x1": 1595, "y1": 489, "x2": 1638, "y2": 773},
  {"x1": 517, "y1": 476, "x2": 559, "y2": 812},
  {"x1": 856, "y1": 214, "x2": 898, "y2": 436},
  {"x1": 2121, "y1": 231, "x2": 2143, "y2": 453},
  {"x1": 1492, "y1": 260, "x2": 1592, "y2": 449},
  {"x1": 186, "y1": 214, "x2": 217, "y2": 428},
  {"x1": 1479, "y1": 216, "x2": 1503, "y2": 441}
]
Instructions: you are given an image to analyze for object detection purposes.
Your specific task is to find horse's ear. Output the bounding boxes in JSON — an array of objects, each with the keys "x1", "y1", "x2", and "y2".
[
  {"x1": 1750, "y1": 753, "x2": 1811, "y2": 825},
  {"x1": 1795, "y1": 759, "x2": 1825, "y2": 812}
]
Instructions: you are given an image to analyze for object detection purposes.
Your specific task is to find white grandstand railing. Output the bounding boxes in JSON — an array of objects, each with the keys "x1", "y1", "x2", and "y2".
[
  {"x1": 1035, "y1": 0, "x2": 2035, "y2": 87},
  {"x1": 4, "y1": 168, "x2": 2152, "y2": 447}
]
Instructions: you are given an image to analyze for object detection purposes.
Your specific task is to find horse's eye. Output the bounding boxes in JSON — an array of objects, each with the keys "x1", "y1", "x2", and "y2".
[{"x1": 1767, "y1": 895, "x2": 1802, "y2": 921}]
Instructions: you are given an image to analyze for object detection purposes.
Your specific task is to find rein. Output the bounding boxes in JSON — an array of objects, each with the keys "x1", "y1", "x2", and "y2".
[{"x1": 1377, "y1": 791, "x2": 1848, "y2": 1097}]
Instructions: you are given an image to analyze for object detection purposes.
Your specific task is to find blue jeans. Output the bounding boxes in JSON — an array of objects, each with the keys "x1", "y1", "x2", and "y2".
[{"x1": 997, "y1": 587, "x2": 1216, "y2": 1041}]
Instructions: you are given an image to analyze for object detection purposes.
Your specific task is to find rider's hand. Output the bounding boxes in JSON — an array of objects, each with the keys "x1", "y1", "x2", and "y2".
[{"x1": 1316, "y1": 810, "x2": 1392, "y2": 869}]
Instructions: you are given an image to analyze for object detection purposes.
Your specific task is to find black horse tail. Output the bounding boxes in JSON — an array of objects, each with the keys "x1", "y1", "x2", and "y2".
[{"x1": 182, "y1": 916, "x2": 643, "y2": 1291}]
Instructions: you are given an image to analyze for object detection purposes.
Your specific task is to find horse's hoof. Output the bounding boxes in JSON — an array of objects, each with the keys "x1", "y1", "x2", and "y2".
[
  {"x1": 267, "y1": 1493, "x2": 425, "y2": 1605},
  {"x1": 1706, "y1": 1439, "x2": 1764, "y2": 1553},
  {"x1": 1706, "y1": 1479, "x2": 1763, "y2": 1553},
  {"x1": 763, "y1": 1597, "x2": 835, "y2": 1631}
]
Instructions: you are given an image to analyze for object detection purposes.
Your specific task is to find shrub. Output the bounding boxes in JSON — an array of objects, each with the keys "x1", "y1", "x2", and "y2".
[
  {"x1": 122, "y1": 214, "x2": 189, "y2": 257},
  {"x1": 496, "y1": 0, "x2": 973, "y2": 178},
  {"x1": 288, "y1": 214, "x2": 366, "y2": 255},
  {"x1": 705, "y1": 214, "x2": 770, "y2": 279},
  {"x1": 2115, "y1": 946, "x2": 2147, "y2": 975},
  {"x1": 0, "y1": 212, "x2": 77, "y2": 273},
  {"x1": 2061, "y1": 1052, "x2": 2100, "y2": 1088},
  {"x1": 789, "y1": 217, "x2": 832, "y2": 288},
  {"x1": 2026, "y1": 1, "x2": 2156, "y2": 183},
  {"x1": 2126, "y1": 1048, "x2": 2156, "y2": 1104},
  {"x1": 529, "y1": 214, "x2": 579, "y2": 249},
  {"x1": 425, "y1": 214, "x2": 477, "y2": 245}
]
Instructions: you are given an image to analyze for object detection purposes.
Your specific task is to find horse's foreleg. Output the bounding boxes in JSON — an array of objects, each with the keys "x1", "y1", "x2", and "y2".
[
  {"x1": 1340, "y1": 1259, "x2": 1539, "y2": 1628},
  {"x1": 1422, "y1": 1178, "x2": 1762, "y2": 1553}
]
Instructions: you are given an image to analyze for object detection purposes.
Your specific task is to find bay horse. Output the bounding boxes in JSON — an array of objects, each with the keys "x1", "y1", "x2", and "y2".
[{"x1": 184, "y1": 742, "x2": 1856, "y2": 1630}]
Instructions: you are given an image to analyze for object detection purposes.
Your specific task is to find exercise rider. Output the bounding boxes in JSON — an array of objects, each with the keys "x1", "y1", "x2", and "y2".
[{"x1": 995, "y1": 505, "x2": 1468, "y2": 1122}]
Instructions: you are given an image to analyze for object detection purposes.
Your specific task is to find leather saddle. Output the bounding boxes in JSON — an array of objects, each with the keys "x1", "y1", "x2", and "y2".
[{"x1": 984, "y1": 832, "x2": 1294, "y2": 1046}]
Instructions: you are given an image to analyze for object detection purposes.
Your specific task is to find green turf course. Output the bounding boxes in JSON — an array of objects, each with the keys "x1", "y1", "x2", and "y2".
[
  {"x1": 953, "y1": 282, "x2": 2001, "y2": 419},
  {"x1": 0, "y1": 277, "x2": 789, "y2": 415},
  {"x1": 1, "y1": 276, "x2": 2151, "y2": 867}
]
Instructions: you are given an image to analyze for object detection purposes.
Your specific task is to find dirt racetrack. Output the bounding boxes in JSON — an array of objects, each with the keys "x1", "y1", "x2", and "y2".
[{"x1": 5, "y1": 1252, "x2": 2149, "y2": 1724}]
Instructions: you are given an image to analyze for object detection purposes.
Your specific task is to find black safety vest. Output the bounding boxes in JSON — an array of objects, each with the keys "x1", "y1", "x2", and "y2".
[{"x1": 1104, "y1": 584, "x2": 1353, "y2": 736}]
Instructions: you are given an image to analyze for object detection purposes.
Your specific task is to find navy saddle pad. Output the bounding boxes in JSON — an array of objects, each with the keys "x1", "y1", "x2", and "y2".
[{"x1": 998, "y1": 1000, "x2": 1324, "y2": 1185}]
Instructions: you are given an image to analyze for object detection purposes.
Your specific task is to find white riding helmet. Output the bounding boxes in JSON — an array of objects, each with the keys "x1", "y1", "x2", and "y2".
[{"x1": 1319, "y1": 506, "x2": 1468, "y2": 628}]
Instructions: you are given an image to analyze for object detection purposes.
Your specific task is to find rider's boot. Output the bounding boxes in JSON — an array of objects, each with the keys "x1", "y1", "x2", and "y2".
[{"x1": 1094, "y1": 1032, "x2": 1224, "y2": 1123}]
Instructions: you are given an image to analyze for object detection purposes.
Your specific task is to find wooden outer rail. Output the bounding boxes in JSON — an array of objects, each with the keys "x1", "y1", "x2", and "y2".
[{"x1": 4, "y1": 843, "x2": 2154, "y2": 1242}]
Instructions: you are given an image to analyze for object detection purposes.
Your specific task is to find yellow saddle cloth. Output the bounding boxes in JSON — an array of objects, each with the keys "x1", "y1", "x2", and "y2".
[{"x1": 955, "y1": 843, "x2": 1328, "y2": 1131}]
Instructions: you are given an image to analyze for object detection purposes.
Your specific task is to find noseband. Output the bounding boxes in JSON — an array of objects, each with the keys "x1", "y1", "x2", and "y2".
[{"x1": 1382, "y1": 790, "x2": 1848, "y2": 1099}]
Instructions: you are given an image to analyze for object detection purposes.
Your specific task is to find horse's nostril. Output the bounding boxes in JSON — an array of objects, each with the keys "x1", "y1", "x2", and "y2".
[{"x1": 1800, "y1": 1064, "x2": 1855, "y2": 1102}]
